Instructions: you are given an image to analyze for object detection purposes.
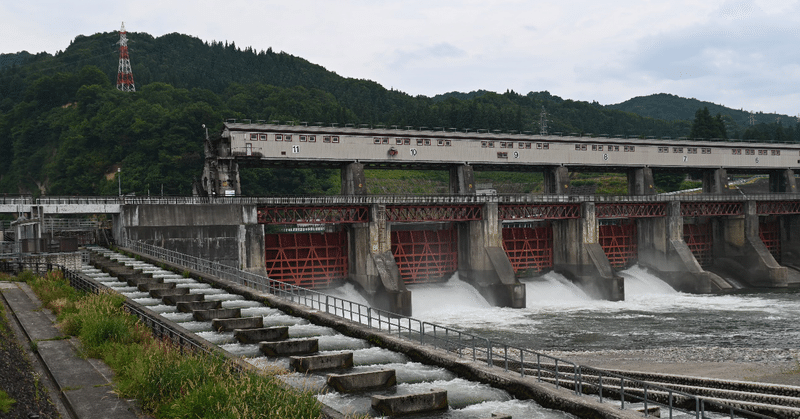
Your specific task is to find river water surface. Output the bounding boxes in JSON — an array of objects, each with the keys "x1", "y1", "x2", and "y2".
[{"x1": 399, "y1": 266, "x2": 800, "y2": 354}]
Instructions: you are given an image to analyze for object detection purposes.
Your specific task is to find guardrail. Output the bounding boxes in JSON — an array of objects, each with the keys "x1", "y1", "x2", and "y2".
[
  {"x1": 13, "y1": 191, "x2": 800, "y2": 207},
  {"x1": 121, "y1": 239, "x2": 771, "y2": 419}
]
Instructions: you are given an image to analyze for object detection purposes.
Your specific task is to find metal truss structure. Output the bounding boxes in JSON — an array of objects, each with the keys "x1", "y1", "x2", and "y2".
[
  {"x1": 391, "y1": 227, "x2": 458, "y2": 284},
  {"x1": 385, "y1": 205, "x2": 482, "y2": 222},
  {"x1": 258, "y1": 206, "x2": 369, "y2": 224},
  {"x1": 264, "y1": 232, "x2": 347, "y2": 288},
  {"x1": 681, "y1": 202, "x2": 743, "y2": 217},
  {"x1": 757, "y1": 201, "x2": 800, "y2": 215},
  {"x1": 596, "y1": 203, "x2": 666, "y2": 219},
  {"x1": 498, "y1": 204, "x2": 580, "y2": 220},
  {"x1": 502, "y1": 226, "x2": 553, "y2": 273},
  {"x1": 599, "y1": 222, "x2": 638, "y2": 268}
]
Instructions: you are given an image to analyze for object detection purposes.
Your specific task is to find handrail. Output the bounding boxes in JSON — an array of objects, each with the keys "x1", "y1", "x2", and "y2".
[
  {"x1": 15, "y1": 192, "x2": 800, "y2": 207},
  {"x1": 116, "y1": 239, "x2": 772, "y2": 419}
]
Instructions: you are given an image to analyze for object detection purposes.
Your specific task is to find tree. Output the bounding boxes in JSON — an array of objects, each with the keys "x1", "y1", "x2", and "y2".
[{"x1": 690, "y1": 107, "x2": 727, "y2": 139}]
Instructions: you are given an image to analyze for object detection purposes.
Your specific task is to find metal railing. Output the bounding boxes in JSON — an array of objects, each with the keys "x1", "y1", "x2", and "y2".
[
  {"x1": 121, "y1": 239, "x2": 771, "y2": 419},
  {"x1": 15, "y1": 191, "x2": 800, "y2": 207}
]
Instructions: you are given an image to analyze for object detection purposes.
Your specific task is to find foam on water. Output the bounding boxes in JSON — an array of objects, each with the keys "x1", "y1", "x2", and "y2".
[
  {"x1": 523, "y1": 271, "x2": 593, "y2": 308},
  {"x1": 322, "y1": 282, "x2": 371, "y2": 306},
  {"x1": 409, "y1": 273, "x2": 491, "y2": 316}
]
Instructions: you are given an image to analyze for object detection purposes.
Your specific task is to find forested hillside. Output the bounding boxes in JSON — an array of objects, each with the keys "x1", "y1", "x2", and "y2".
[{"x1": 1, "y1": 31, "x2": 797, "y2": 196}]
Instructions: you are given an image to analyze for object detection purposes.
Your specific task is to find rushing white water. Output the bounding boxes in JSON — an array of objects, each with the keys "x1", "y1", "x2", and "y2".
[{"x1": 409, "y1": 273, "x2": 491, "y2": 315}]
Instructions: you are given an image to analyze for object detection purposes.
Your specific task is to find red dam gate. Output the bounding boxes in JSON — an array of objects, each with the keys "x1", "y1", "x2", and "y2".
[
  {"x1": 502, "y1": 226, "x2": 553, "y2": 274},
  {"x1": 264, "y1": 231, "x2": 348, "y2": 288},
  {"x1": 391, "y1": 227, "x2": 458, "y2": 284},
  {"x1": 599, "y1": 221, "x2": 638, "y2": 269},
  {"x1": 759, "y1": 218, "x2": 781, "y2": 263},
  {"x1": 683, "y1": 222, "x2": 712, "y2": 268}
]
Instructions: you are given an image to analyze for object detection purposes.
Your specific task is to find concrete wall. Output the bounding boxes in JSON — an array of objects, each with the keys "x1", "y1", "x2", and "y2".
[
  {"x1": 552, "y1": 203, "x2": 624, "y2": 300},
  {"x1": 115, "y1": 204, "x2": 265, "y2": 275}
]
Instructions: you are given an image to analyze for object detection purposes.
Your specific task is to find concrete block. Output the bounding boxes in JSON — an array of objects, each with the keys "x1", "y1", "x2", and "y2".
[
  {"x1": 162, "y1": 293, "x2": 204, "y2": 305},
  {"x1": 290, "y1": 352, "x2": 353, "y2": 373},
  {"x1": 326, "y1": 369, "x2": 396, "y2": 393},
  {"x1": 234, "y1": 326, "x2": 289, "y2": 344},
  {"x1": 371, "y1": 389, "x2": 448, "y2": 416},
  {"x1": 149, "y1": 287, "x2": 190, "y2": 298},
  {"x1": 137, "y1": 282, "x2": 175, "y2": 292},
  {"x1": 193, "y1": 308, "x2": 242, "y2": 321},
  {"x1": 259, "y1": 338, "x2": 319, "y2": 356},
  {"x1": 212, "y1": 316, "x2": 263, "y2": 332},
  {"x1": 176, "y1": 300, "x2": 221, "y2": 313},
  {"x1": 124, "y1": 275, "x2": 159, "y2": 286}
]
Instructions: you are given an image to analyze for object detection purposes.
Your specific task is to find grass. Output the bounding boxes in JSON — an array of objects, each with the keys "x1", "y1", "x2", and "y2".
[
  {"x1": 0, "y1": 389, "x2": 14, "y2": 414},
  {"x1": 19, "y1": 270, "x2": 323, "y2": 419}
]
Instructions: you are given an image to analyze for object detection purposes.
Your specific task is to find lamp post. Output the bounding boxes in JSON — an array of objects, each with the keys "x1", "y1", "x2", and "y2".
[{"x1": 118, "y1": 168, "x2": 121, "y2": 196}]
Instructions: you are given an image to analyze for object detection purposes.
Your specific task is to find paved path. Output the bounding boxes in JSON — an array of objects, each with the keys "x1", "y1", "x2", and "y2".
[{"x1": 0, "y1": 281, "x2": 144, "y2": 419}]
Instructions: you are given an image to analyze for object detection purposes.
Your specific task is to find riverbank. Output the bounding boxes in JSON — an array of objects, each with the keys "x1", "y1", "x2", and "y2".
[{"x1": 544, "y1": 346, "x2": 800, "y2": 386}]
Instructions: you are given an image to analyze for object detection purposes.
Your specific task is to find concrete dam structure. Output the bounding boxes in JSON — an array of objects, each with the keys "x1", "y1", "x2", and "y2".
[{"x1": 103, "y1": 192, "x2": 798, "y2": 316}]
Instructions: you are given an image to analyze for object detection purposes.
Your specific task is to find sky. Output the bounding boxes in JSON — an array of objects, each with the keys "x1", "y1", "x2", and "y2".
[{"x1": 2, "y1": 0, "x2": 800, "y2": 118}]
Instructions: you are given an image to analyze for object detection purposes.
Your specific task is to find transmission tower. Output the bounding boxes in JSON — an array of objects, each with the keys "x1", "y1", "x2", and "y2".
[
  {"x1": 116, "y1": 22, "x2": 136, "y2": 92},
  {"x1": 748, "y1": 112, "x2": 755, "y2": 126},
  {"x1": 539, "y1": 106, "x2": 548, "y2": 136}
]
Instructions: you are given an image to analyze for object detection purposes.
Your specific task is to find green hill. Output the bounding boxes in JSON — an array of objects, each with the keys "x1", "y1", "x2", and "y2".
[{"x1": 0, "y1": 31, "x2": 797, "y2": 197}]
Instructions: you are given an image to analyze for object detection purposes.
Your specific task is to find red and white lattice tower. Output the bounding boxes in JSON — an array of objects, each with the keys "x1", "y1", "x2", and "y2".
[{"x1": 116, "y1": 22, "x2": 136, "y2": 92}]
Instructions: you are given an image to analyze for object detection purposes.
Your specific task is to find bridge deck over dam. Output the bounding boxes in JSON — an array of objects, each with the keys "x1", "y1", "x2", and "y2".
[
  {"x1": 3, "y1": 192, "x2": 800, "y2": 315},
  {"x1": 200, "y1": 122, "x2": 800, "y2": 196}
]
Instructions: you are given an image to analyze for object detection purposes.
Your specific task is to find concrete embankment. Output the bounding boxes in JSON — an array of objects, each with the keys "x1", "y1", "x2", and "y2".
[{"x1": 120, "y1": 245, "x2": 643, "y2": 419}]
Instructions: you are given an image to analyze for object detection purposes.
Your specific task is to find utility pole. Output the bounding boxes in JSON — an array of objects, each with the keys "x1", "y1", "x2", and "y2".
[
  {"x1": 118, "y1": 168, "x2": 122, "y2": 196},
  {"x1": 116, "y1": 22, "x2": 136, "y2": 92}
]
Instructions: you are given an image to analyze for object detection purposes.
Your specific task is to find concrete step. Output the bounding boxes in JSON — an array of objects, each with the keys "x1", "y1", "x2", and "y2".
[
  {"x1": 137, "y1": 282, "x2": 175, "y2": 292},
  {"x1": 162, "y1": 293, "x2": 204, "y2": 305},
  {"x1": 192, "y1": 308, "x2": 241, "y2": 322},
  {"x1": 259, "y1": 338, "x2": 319, "y2": 356},
  {"x1": 124, "y1": 275, "x2": 162, "y2": 287},
  {"x1": 149, "y1": 287, "x2": 190, "y2": 299},
  {"x1": 176, "y1": 300, "x2": 221, "y2": 313},
  {"x1": 211, "y1": 316, "x2": 263, "y2": 332},
  {"x1": 326, "y1": 369, "x2": 396, "y2": 393},
  {"x1": 290, "y1": 352, "x2": 354, "y2": 373},
  {"x1": 234, "y1": 326, "x2": 289, "y2": 344},
  {"x1": 371, "y1": 389, "x2": 448, "y2": 416}
]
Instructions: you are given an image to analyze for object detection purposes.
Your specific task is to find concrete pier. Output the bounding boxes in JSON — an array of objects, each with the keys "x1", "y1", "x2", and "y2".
[
  {"x1": 326, "y1": 369, "x2": 397, "y2": 393},
  {"x1": 371, "y1": 389, "x2": 448, "y2": 416},
  {"x1": 712, "y1": 201, "x2": 787, "y2": 287},
  {"x1": 348, "y1": 204, "x2": 411, "y2": 315},
  {"x1": 458, "y1": 203, "x2": 525, "y2": 307},
  {"x1": 552, "y1": 202, "x2": 623, "y2": 300},
  {"x1": 638, "y1": 202, "x2": 729, "y2": 293}
]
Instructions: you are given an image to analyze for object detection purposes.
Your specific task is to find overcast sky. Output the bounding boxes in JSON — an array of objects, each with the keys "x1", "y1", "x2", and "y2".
[{"x1": 2, "y1": 0, "x2": 800, "y2": 118}]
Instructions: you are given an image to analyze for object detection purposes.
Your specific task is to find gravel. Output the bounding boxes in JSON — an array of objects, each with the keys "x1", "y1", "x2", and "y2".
[{"x1": 0, "y1": 295, "x2": 61, "y2": 419}]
